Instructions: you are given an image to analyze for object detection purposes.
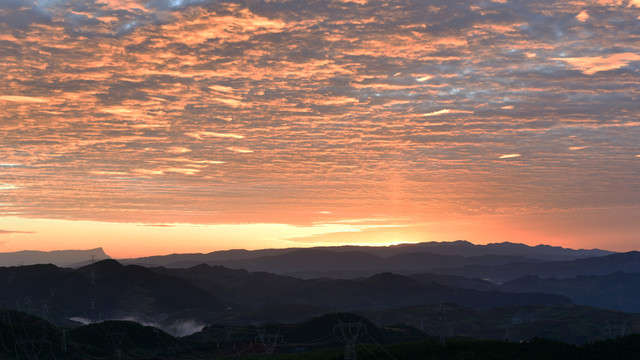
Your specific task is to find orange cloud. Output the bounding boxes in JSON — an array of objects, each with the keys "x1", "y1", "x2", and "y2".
[
  {"x1": 226, "y1": 147, "x2": 253, "y2": 153},
  {"x1": 0, "y1": 96, "x2": 49, "y2": 103},
  {"x1": 576, "y1": 10, "x2": 590, "y2": 22},
  {"x1": 553, "y1": 53, "x2": 640, "y2": 74}
]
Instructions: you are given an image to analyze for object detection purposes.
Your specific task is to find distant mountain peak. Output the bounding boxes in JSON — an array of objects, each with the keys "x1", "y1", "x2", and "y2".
[{"x1": 0, "y1": 247, "x2": 112, "y2": 267}]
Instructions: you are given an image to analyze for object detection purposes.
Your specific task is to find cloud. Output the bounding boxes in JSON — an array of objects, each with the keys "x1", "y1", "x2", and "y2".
[
  {"x1": 416, "y1": 75, "x2": 433, "y2": 82},
  {"x1": 186, "y1": 132, "x2": 245, "y2": 140},
  {"x1": 553, "y1": 53, "x2": 640, "y2": 75},
  {"x1": 576, "y1": 10, "x2": 589, "y2": 22},
  {"x1": 167, "y1": 147, "x2": 192, "y2": 154},
  {"x1": 0, "y1": 229, "x2": 34, "y2": 235},
  {"x1": 0, "y1": 184, "x2": 19, "y2": 190},
  {"x1": 422, "y1": 109, "x2": 473, "y2": 117},
  {"x1": 0, "y1": 95, "x2": 49, "y2": 103},
  {"x1": 423, "y1": 109, "x2": 452, "y2": 117},
  {"x1": 0, "y1": 0, "x2": 639, "y2": 237},
  {"x1": 226, "y1": 147, "x2": 253, "y2": 153}
]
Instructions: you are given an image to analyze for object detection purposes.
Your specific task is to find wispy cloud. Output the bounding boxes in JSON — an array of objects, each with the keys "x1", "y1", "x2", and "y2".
[
  {"x1": 0, "y1": 184, "x2": 20, "y2": 190},
  {"x1": 499, "y1": 154, "x2": 522, "y2": 159},
  {"x1": 0, "y1": 229, "x2": 34, "y2": 235},
  {"x1": 423, "y1": 109, "x2": 452, "y2": 117}
]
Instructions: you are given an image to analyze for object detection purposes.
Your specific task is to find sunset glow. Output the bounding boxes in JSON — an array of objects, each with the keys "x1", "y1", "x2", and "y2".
[{"x1": 1, "y1": 0, "x2": 639, "y2": 257}]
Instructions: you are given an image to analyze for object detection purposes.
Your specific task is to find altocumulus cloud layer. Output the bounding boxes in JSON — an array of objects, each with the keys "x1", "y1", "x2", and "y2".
[{"x1": 1, "y1": 0, "x2": 639, "y2": 231}]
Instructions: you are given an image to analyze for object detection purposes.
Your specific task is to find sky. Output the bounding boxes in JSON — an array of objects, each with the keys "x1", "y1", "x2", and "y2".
[{"x1": 1, "y1": 0, "x2": 639, "y2": 258}]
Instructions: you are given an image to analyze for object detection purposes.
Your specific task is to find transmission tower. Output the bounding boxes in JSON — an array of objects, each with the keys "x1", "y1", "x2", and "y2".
[
  {"x1": 334, "y1": 321, "x2": 366, "y2": 360},
  {"x1": 255, "y1": 329, "x2": 283, "y2": 354}
]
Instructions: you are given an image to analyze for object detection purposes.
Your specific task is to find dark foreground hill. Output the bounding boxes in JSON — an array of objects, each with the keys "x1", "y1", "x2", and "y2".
[
  {"x1": 2, "y1": 308, "x2": 640, "y2": 360},
  {"x1": 0, "y1": 309, "x2": 186, "y2": 360},
  {"x1": 362, "y1": 303, "x2": 640, "y2": 344}
]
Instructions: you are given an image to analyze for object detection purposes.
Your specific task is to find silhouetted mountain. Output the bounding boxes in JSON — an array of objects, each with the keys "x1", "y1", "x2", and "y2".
[
  {"x1": 363, "y1": 240, "x2": 612, "y2": 260},
  {"x1": 429, "y1": 251, "x2": 640, "y2": 283},
  {"x1": 122, "y1": 248, "x2": 292, "y2": 268},
  {"x1": 184, "y1": 312, "x2": 408, "y2": 353},
  {"x1": 68, "y1": 320, "x2": 184, "y2": 358},
  {"x1": 0, "y1": 308, "x2": 63, "y2": 350},
  {"x1": 0, "y1": 260, "x2": 229, "y2": 325},
  {"x1": 154, "y1": 264, "x2": 571, "y2": 312},
  {"x1": 0, "y1": 309, "x2": 186, "y2": 359},
  {"x1": 0, "y1": 248, "x2": 110, "y2": 267},
  {"x1": 500, "y1": 271, "x2": 640, "y2": 313},
  {"x1": 142, "y1": 250, "x2": 549, "y2": 279},
  {"x1": 122, "y1": 241, "x2": 612, "y2": 270},
  {"x1": 222, "y1": 248, "x2": 384, "y2": 274},
  {"x1": 0, "y1": 259, "x2": 572, "y2": 335},
  {"x1": 221, "y1": 251, "x2": 550, "y2": 278}
]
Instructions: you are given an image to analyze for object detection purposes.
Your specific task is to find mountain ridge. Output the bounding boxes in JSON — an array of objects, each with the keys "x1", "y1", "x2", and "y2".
[
  {"x1": 120, "y1": 241, "x2": 614, "y2": 275},
  {"x1": 0, "y1": 247, "x2": 110, "y2": 267}
]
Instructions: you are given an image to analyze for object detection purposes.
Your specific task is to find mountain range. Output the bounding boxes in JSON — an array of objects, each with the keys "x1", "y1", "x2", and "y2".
[
  {"x1": 119, "y1": 241, "x2": 613, "y2": 279},
  {"x1": 0, "y1": 259, "x2": 570, "y2": 332},
  {"x1": 2, "y1": 240, "x2": 640, "y2": 344},
  {"x1": 122, "y1": 240, "x2": 612, "y2": 269}
]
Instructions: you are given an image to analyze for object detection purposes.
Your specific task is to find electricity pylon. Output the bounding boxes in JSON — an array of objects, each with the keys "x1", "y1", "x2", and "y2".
[
  {"x1": 255, "y1": 329, "x2": 283, "y2": 354},
  {"x1": 334, "y1": 321, "x2": 366, "y2": 360}
]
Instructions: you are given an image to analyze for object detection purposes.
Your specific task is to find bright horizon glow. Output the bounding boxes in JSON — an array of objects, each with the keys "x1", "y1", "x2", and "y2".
[
  {"x1": 2, "y1": 205, "x2": 638, "y2": 258},
  {"x1": 0, "y1": 216, "x2": 411, "y2": 258}
]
